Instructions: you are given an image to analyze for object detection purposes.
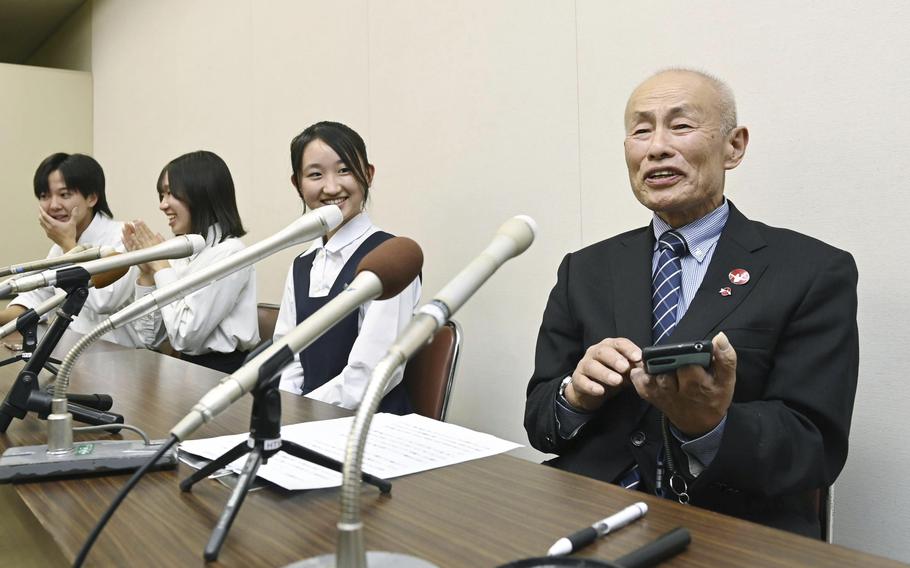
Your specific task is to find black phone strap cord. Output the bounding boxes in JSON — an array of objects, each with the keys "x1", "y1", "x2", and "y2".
[{"x1": 659, "y1": 412, "x2": 690, "y2": 505}]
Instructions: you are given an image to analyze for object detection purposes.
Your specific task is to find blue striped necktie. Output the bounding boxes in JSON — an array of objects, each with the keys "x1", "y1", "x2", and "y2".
[
  {"x1": 652, "y1": 230, "x2": 689, "y2": 344},
  {"x1": 617, "y1": 230, "x2": 690, "y2": 493},
  {"x1": 650, "y1": 230, "x2": 689, "y2": 497}
]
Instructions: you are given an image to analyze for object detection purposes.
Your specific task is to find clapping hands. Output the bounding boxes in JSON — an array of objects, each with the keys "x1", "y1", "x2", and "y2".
[{"x1": 122, "y1": 220, "x2": 169, "y2": 285}]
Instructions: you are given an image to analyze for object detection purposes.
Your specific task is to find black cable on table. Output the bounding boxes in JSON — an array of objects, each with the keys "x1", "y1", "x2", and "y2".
[{"x1": 73, "y1": 433, "x2": 179, "y2": 567}]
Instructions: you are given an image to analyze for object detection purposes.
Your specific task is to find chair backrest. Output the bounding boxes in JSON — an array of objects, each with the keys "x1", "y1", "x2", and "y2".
[
  {"x1": 403, "y1": 320, "x2": 461, "y2": 421},
  {"x1": 257, "y1": 302, "x2": 281, "y2": 343},
  {"x1": 810, "y1": 485, "x2": 834, "y2": 543}
]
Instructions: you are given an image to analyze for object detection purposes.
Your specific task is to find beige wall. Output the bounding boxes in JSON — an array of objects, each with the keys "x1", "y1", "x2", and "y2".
[
  {"x1": 0, "y1": 63, "x2": 93, "y2": 264},
  {"x1": 366, "y1": 0, "x2": 580, "y2": 464},
  {"x1": 35, "y1": 0, "x2": 908, "y2": 561}
]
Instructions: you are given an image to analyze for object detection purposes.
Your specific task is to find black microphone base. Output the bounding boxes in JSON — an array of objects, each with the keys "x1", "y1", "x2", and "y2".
[
  {"x1": 285, "y1": 552, "x2": 437, "y2": 568},
  {"x1": 0, "y1": 439, "x2": 177, "y2": 482}
]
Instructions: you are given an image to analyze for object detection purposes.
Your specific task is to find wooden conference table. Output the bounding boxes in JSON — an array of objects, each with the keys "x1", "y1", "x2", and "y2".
[{"x1": 0, "y1": 336, "x2": 904, "y2": 567}]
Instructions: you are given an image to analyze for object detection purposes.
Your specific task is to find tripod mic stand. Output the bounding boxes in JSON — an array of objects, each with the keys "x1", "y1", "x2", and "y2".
[
  {"x1": 180, "y1": 363, "x2": 392, "y2": 563},
  {"x1": 0, "y1": 307, "x2": 62, "y2": 375},
  {"x1": 0, "y1": 281, "x2": 123, "y2": 433}
]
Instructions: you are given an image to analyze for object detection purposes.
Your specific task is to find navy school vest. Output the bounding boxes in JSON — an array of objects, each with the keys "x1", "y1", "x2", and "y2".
[{"x1": 292, "y1": 231, "x2": 412, "y2": 415}]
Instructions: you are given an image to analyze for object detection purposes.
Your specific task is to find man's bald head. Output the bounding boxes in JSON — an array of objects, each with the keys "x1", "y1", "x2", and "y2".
[{"x1": 627, "y1": 68, "x2": 738, "y2": 135}]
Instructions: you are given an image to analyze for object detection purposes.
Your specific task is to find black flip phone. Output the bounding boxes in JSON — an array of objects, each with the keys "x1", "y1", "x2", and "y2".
[{"x1": 642, "y1": 340, "x2": 713, "y2": 374}]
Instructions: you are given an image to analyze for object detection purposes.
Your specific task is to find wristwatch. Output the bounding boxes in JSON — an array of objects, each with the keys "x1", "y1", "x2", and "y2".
[{"x1": 558, "y1": 376, "x2": 572, "y2": 401}]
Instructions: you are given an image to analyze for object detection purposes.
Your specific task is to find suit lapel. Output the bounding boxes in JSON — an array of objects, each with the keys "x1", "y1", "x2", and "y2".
[
  {"x1": 610, "y1": 227, "x2": 654, "y2": 349},
  {"x1": 672, "y1": 203, "x2": 768, "y2": 341}
]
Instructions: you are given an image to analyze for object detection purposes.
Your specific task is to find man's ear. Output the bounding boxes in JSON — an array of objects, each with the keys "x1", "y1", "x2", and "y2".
[{"x1": 724, "y1": 126, "x2": 749, "y2": 170}]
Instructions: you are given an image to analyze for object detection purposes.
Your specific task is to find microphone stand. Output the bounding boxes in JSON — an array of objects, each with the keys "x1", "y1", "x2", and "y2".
[
  {"x1": 0, "y1": 308, "x2": 63, "y2": 375},
  {"x1": 179, "y1": 347, "x2": 392, "y2": 563},
  {"x1": 291, "y1": 348, "x2": 435, "y2": 568},
  {"x1": 0, "y1": 274, "x2": 123, "y2": 433}
]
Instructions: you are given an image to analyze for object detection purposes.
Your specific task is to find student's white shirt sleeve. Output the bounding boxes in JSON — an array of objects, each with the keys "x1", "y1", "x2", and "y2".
[
  {"x1": 131, "y1": 239, "x2": 257, "y2": 354},
  {"x1": 80, "y1": 263, "x2": 136, "y2": 317},
  {"x1": 79, "y1": 220, "x2": 137, "y2": 317},
  {"x1": 132, "y1": 283, "x2": 166, "y2": 348}
]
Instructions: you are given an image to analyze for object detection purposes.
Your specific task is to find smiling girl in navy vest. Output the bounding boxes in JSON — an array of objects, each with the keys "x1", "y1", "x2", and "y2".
[{"x1": 273, "y1": 121, "x2": 420, "y2": 414}]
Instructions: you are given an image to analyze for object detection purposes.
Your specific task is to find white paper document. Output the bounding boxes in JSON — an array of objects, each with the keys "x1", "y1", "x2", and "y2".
[{"x1": 178, "y1": 413, "x2": 522, "y2": 491}]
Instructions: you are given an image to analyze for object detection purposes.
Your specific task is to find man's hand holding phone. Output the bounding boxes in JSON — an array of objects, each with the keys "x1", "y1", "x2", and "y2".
[{"x1": 630, "y1": 332, "x2": 738, "y2": 437}]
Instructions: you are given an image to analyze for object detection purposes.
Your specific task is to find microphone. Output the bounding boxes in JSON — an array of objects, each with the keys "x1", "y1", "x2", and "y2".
[
  {"x1": 0, "y1": 291, "x2": 67, "y2": 340},
  {"x1": 385, "y1": 214, "x2": 536, "y2": 361},
  {"x1": 88, "y1": 262, "x2": 131, "y2": 290},
  {"x1": 0, "y1": 265, "x2": 129, "y2": 340},
  {"x1": 0, "y1": 235, "x2": 206, "y2": 297},
  {"x1": 170, "y1": 236, "x2": 423, "y2": 441},
  {"x1": 331, "y1": 215, "x2": 537, "y2": 568},
  {"x1": 0, "y1": 245, "x2": 116, "y2": 277},
  {"x1": 107, "y1": 205, "x2": 343, "y2": 328},
  {"x1": 35, "y1": 206, "x2": 343, "y2": 469}
]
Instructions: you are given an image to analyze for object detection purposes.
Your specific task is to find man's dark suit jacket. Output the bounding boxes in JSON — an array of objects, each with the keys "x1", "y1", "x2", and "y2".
[{"x1": 524, "y1": 202, "x2": 859, "y2": 538}]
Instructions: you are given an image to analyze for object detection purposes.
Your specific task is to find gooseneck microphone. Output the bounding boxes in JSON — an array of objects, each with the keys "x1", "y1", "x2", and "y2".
[
  {"x1": 45, "y1": 205, "x2": 344, "y2": 456},
  {"x1": 0, "y1": 245, "x2": 116, "y2": 278},
  {"x1": 170, "y1": 235, "x2": 424, "y2": 441},
  {"x1": 330, "y1": 215, "x2": 537, "y2": 568},
  {"x1": 0, "y1": 235, "x2": 205, "y2": 297}
]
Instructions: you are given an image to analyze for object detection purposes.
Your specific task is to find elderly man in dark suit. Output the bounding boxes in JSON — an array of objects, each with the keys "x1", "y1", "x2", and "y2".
[{"x1": 524, "y1": 69, "x2": 858, "y2": 538}]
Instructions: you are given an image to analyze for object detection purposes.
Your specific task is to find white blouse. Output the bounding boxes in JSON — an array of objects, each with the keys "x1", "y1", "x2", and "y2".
[
  {"x1": 275, "y1": 212, "x2": 421, "y2": 410},
  {"x1": 131, "y1": 224, "x2": 259, "y2": 355},
  {"x1": 10, "y1": 213, "x2": 142, "y2": 347}
]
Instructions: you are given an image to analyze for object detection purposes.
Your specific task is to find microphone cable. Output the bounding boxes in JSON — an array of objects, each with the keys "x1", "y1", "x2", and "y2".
[
  {"x1": 72, "y1": 423, "x2": 152, "y2": 445},
  {"x1": 72, "y1": 433, "x2": 179, "y2": 567}
]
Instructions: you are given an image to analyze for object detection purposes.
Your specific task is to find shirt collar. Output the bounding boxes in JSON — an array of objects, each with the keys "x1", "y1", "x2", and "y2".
[
  {"x1": 204, "y1": 223, "x2": 223, "y2": 247},
  {"x1": 307, "y1": 211, "x2": 372, "y2": 255},
  {"x1": 189, "y1": 223, "x2": 223, "y2": 260},
  {"x1": 652, "y1": 199, "x2": 729, "y2": 263},
  {"x1": 78, "y1": 213, "x2": 112, "y2": 246}
]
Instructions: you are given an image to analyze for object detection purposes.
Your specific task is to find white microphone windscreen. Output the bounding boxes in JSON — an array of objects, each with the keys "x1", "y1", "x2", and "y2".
[
  {"x1": 316, "y1": 205, "x2": 344, "y2": 231},
  {"x1": 185, "y1": 234, "x2": 206, "y2": 254},
  {"x1": 498, "y1": 215, "x2": 538, "y2": 256}
]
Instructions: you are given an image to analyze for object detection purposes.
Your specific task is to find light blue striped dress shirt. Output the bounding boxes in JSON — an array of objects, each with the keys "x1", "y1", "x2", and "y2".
[{"x1": 651, "y1": 200, "x2": 729, "y2": 318}]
